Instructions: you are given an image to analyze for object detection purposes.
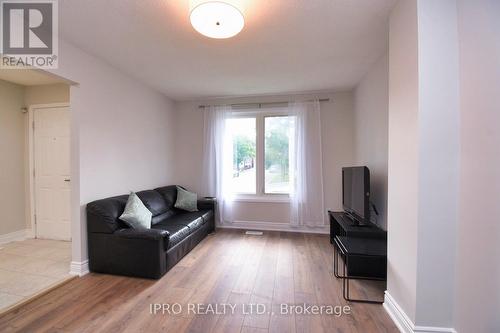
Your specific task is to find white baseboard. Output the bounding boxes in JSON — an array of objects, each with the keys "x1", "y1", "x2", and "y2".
[
  {"x1": 218, "y1": 220, "x2": 329, "y2": 234},
  {"x1": 0, "y1": 229, "x2": 33, "y2": 245},
  {"x1": 25, "y1": 228, "x2": 35, "y2": 238},
  {"x1": 70, "y1": 260, "x2": 90, "y2": 277},
  {"x1": 383, "y1": 291, "x2": 457, "y2": 333}
]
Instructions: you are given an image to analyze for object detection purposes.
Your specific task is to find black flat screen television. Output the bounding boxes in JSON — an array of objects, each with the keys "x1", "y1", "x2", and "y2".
[{"x1": 342, "y1": 166, "x2": 370, "y2": 225}]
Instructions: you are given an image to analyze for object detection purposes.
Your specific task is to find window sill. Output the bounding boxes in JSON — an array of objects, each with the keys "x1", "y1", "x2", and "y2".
[{"x1": 232, "y1": 195, "x2": 290, "y2": 204}]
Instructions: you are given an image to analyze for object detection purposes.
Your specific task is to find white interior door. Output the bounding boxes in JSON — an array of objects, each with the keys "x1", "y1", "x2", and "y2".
[{"x1": 34, "y1": 106, "x2": 71, "y2": 240}]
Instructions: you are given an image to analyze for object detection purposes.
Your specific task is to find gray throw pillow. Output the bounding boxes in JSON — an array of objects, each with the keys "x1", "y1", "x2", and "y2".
[
  {"x1": 174, "y1": 186, "x2": 198, "y2": 212},
  {"x1": 119, "y1": 192, "x2": 152, "y2": 229}
]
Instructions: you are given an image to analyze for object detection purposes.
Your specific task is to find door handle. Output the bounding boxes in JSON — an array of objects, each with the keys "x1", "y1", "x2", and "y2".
[{"x1": 64, "y1": 179, "x2": 71, "y2": 182}]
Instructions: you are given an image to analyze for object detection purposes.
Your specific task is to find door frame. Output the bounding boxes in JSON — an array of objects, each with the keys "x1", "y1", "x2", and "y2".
[{"x1": 27, "y1": 103, "x2": 71, "y2": 238}]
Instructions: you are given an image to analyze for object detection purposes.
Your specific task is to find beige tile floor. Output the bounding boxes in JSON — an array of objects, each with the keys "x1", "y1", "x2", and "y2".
[{"x1": 0, "y1": 238, "x2": 71, "y2": 311}]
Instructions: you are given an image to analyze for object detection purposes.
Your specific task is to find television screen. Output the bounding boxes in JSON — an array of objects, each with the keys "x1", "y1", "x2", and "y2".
[
  {"x1": 342, "y1": 166, "x2": 370, "y2": 223},
  {"x1": 342, "y1": 168, "x2": 353, "y2": 210}
]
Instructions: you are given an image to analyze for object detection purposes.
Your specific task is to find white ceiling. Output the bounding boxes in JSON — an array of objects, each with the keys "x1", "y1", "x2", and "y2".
[{"x1": 59, "y1": 0, "x2": 396, "y2": 101}]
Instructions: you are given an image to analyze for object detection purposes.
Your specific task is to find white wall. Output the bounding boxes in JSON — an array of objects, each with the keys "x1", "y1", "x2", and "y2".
[
  {"x1": 386, "y1": 0, "x2": 461, "y2": 330},
  {"x1": 0, "y1": 80, "x2": 27, "y2": 236},
  {"x1": 173, "y1": 92, "x2": 355, "y2": 230},
  {"x1": 353, "y1": 53, "x2": 389, "y2": 230},
  {"x1": 322, "y1": 93, "x2": 355, "y2": 216},
  {"x1": 454, "y1": 0, "x2": 500, "y2": 332},
  {"x1": 48, "y1": 40, "x2": 176, "y2": 265},
  {"x1": 414, "y1": 0, "x2": 460, "y2": 327},
  {"x1": 387, "y1": 0, "x2": 420, "y2": 321}
]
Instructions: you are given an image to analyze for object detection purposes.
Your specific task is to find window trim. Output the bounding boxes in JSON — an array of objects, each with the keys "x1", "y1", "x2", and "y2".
[{"x1": 228, "y1": 108, "x2": 293, "y2": 201}]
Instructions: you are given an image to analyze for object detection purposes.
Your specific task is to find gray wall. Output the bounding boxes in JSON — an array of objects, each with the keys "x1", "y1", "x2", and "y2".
[
  {"x1": 24, "y1": 84, "x2": 70, "y2": 106},
  {"x1": 0, "y1": 80, "x2": 27, "y2": 236},
  {"x1": 0, "y1": 80, "x2": 73, "y2": 239}
]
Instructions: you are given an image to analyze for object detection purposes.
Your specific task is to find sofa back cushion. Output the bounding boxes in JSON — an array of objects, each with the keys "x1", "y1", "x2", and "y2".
[
  {"x1": 154, "y1": 185, "x2": 178, "y2": 210},
  {"x1": 136, "y1": 190, "x2": 169, "y2": 217},
  {"x1": 87, "y1": 186, "x2": 184, "y2": 233},
  {"x1": 151, "y1": 211, "x2": 176, "y2": 225}
]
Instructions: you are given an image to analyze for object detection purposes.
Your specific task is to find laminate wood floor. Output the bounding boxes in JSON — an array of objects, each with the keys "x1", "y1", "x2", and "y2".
[{"x1": 0, "y1": 230, "x2": 398, "y2": 333}]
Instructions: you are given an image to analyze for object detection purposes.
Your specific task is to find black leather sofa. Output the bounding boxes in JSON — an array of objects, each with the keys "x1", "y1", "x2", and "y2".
[{"x1": 86, "y1": 185, "x2": 215, "y2": 279}]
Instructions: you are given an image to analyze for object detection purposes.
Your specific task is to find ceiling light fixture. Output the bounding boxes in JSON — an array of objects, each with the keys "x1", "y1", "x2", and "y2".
[{"x1": 189, "y1": 0, "x2": 245, "y2": 39}]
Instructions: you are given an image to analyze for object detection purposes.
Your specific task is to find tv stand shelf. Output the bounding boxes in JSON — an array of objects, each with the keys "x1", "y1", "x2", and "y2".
[{"x1": 329, "y1": 211, "x2": 386, "y2": 279}]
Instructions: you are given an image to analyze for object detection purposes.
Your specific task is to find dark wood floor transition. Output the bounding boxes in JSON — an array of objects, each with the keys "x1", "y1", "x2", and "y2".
[{"x1": 0, "y1": 230, "x2": 397, "y2": 333}]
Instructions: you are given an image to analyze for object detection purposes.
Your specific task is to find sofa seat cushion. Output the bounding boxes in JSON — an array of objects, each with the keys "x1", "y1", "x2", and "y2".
[
  {"x1": 172, "y1": 210, "x2": 212, "y2": 225},
  {"x1": 173, "y1": 212, "x2": 205, "y2": 228},
  {"x1": 151, "y1": 223, "x2": 190, "y2": 250},
  {"x1": 200, "y1": 210, "x2": 213, "y2": 222},
  {"x1": 151, "y1": 209, "x2": 215, "y2": 250},
  {"x1": 156, "y1": 211, "x2": 208, "y2": 228},
  {"x1": 151, "y1": 211, "x2": 177, "y2": 225}
]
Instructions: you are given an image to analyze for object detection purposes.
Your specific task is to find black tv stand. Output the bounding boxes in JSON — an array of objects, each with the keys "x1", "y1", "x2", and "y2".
[
  {"x1": 331, "y1": 211, "x2": 386, "y2": 237},
  {"x1": 342, "y1": 212, "x2": 356, "y2": 222},
  {"x1": 329, "y1": 211, "x2": 386, "y2": 278},
  {"x1": 343, "y1": 213, "x2": 371, "y2": 227}
]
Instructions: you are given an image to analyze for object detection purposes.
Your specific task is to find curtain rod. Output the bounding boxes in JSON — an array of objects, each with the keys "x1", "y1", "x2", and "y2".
[{"x1": 198, "y1": 98, "x2": 330, "y2": 109}]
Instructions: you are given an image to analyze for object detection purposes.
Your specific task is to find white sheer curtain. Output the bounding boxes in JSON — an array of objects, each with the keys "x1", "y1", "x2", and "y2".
[
  {"x1": 289, "y1": 100, "x2": 325, "y2": 227},
  {"x1": 201, "y1": 105, "x2": 234, "y2": 225}
]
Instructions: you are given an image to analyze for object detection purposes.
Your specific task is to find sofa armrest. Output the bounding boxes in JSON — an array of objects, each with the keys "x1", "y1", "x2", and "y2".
[
  {"x1": 115, "y1": 228, "x2": 169, "y2": 241},
  {"x1": 87, "y1": 228, "x2": 169, "y2": 279},
  {"x1": 198, "y1": 198, "x2": 217, "y2": 233},
  {"x1": 198, "y1": 197, "x2": 217, "y2": 211}
]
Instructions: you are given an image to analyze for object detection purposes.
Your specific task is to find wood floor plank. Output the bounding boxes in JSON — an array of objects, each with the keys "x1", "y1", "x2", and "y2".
[
  {"x1": 304, "y1": 233, "x2": 356, "y2": 333},
  {"x1": 242, "y1": 232, "x2": 279, "y2": 330},
  {"x1": 0, "y1": 274, "x2": 125, "y2": 332},
  {"x1": 241, "y1": 326, "x2": 269, "y2": 333},
  {"x1": 292, "y1": 234, "x2": 326, "y2": 333},
  {"x1": 186, "y1": 230, "x2": 252, "y2": 333},
  {"x1": 0, "y1": 230, "x2": 397, "y2": 333},
  {"x1": 232, "y1": 233, "x2": 268, "y2": 295},
  {"x1": 212, "y1": 291, "x2": 251, "y2": 333},
  {"x1": 269, "y1": 232, "x2": 295, "y2": 333}
]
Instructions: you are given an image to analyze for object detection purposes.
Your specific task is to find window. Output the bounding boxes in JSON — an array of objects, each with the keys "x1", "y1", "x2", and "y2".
[
  {"x1": 265, "y1": 116, "x2": 295, "y2": 194},
  {"x1": 227, "y1": 112, "x2": 295, "y2": 197},
  {"x1": 227, "y1": 117, "x2": 256, "y2": 194}
]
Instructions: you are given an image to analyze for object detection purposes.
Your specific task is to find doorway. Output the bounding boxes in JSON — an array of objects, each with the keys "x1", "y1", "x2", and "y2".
[
  {"x1": 30, "y1": 104, "x2": 71, "y2": 241},
  {"x1": 0, "y1": 74, "x2": 74, "y2": 313}
]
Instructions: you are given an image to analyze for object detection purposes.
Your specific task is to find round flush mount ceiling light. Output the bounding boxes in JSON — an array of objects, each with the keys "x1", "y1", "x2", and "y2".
[{"x1": 190, "y1": 0, "x2": 245, "y2": 39}]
